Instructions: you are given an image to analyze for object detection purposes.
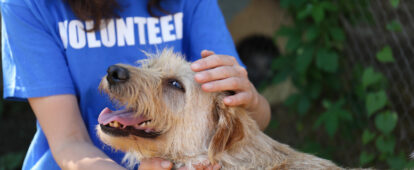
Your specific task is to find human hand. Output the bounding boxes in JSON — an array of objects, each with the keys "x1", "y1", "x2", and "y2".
[
  {"x1": 138, "y1": 158, "x2": 173, "y2": 170},
  {"x1": 191, "y1": 50, "x2": 259, "y2": 111}
]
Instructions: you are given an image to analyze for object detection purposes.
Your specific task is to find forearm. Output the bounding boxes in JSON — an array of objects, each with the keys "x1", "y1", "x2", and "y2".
[
  {"x1": 28, "y1": 95, "x2": 124, "y2": 170},
  {"x1": 248, "y1": 94, "x2": 271, "y2": 131},
  {"x1": 53, "y1": 140, "x2": 124, "y2": 170}
]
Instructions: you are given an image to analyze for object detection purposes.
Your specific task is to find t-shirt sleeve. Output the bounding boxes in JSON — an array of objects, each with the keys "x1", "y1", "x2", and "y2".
[
  {"x1": 1, "y1": 2, "x2": 76, "y2": 101},
  {"x1": 183, "y1": 0, "x2": 245, "y2": 67}
]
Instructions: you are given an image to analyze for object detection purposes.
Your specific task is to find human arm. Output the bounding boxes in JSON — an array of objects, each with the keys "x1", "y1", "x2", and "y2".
[
  {"x1": 182, "y1": 0, "x2": 271, "y2": 130},
  {"x1": 28, "y1": 94, "x2": 125, "y2": 170},
  {"x1": 191, "y1": 50, "x2": 271, "y2": 130}
]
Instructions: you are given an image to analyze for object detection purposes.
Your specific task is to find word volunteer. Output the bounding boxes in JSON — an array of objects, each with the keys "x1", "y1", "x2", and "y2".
[{"x1": 58, "y1": 12, "x2": 183, "y2": 49}]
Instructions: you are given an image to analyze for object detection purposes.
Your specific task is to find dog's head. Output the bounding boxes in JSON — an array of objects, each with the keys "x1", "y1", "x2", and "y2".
[{"x1": 97, "y1": 49, "x2": 247, "y2": 166}]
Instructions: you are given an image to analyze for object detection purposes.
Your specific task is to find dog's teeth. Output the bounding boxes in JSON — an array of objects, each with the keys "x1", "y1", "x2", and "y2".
[{"x1": 113, "y1": 121, "x2": 120, "y2": 128}]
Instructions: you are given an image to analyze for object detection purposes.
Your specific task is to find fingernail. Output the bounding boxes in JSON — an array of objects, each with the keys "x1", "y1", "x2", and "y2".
[
  {"x1": 191, "y1": 63, "x2": 200, "y2": 70},
  {"x1": 161, "y1": 161, "x2": 172, "y2": 168},
  {"x1": 195, "y1": 73, "x2": 205, "y2": 81}
]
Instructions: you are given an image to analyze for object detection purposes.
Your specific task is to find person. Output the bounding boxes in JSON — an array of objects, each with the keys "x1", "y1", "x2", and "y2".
[{"x1": 1, "y1": 0, "x2": 271, "y2": 169}]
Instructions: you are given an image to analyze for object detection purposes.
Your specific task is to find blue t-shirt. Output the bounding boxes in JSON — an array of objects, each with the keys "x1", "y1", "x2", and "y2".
[{"x1": 1, "y1": 0, "x2": 242, "y2": 169}]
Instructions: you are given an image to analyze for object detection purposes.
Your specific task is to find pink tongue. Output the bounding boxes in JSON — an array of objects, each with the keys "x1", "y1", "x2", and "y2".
[{"x1": 98, "y1": 107, "x2": 148, "y2": 126}]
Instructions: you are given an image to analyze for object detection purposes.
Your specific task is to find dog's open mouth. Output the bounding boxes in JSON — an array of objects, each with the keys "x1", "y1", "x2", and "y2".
[{"x1": 98, "y1": 107, "x2": 161, "y2": 138}]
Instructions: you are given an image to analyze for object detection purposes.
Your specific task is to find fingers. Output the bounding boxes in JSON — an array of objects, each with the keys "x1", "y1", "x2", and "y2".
[
  {"x1": 191, "y1": 54, "x2": 238, "y2": 72},
  {"x1": 201, "y1": 50, "x2": 215, "y2": 58},
  {"x1": 194, "y1": 50, "x2": 256, "y2": 108},
  {"x1": 138, "y1": 158, "x2": 172, "y2": 170},
  {"x1": 194, "y1": 65, "x2": 247, "y2": 83},
  {"x1": 201, "y1": 77, "x2": 250, "y2": 92},
  {"x1": 223, "y1": 91, "x2": 253, "y2": 106}
]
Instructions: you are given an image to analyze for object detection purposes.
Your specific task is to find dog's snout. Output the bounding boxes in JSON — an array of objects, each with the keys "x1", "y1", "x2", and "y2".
[{"x1": 107, "y1": 65, "x2": 129, "y2": 85}]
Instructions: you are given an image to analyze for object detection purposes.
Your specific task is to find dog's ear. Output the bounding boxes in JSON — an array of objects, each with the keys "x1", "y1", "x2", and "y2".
[{"x1": 208, "y1": 95, "x2": 245, "y2": 163}]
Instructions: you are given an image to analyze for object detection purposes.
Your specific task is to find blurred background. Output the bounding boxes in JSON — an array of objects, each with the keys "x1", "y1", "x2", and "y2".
[{"x1": 1, "y1": 0, "x2": 414, "y2": 169}]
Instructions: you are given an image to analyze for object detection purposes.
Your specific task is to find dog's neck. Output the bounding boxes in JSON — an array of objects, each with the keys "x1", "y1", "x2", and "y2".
[
  {"x1": 167, "y1": 109, "x2": 295, "y2": 170},
  {"x1": 168, "y1": 111, "x2": 295, "y2": 170},
  {"x1": 213, "y1": 114, "x2": 293, "y2": 169}
]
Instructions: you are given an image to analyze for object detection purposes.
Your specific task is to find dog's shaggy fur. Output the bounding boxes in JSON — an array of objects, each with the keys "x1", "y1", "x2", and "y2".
[{"x1": 97, "y1": 49, "x2": 341, "y2": 170}]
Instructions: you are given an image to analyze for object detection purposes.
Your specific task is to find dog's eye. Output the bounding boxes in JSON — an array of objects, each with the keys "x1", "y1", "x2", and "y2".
[{"x1": 168, "y1": 80, "x2": 185, "y2": 92}]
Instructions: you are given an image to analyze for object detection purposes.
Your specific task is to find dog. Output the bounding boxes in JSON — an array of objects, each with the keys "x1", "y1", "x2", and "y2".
[{"x1": 96, "y1": 49, "x2": 341, "y2": 169}]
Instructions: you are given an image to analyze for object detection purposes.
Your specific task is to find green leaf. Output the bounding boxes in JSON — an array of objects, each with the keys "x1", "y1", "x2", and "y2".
[
  {"x1": 306, "y1": 26, "x2": 319, "y2": 42},
  {"x1": 271, "y1": 57, "x2": 290, "y2": 70},
  {"x1": 0, "y1": 152, "x2": 25, "y2": 170},
  {"x1": 272, "y1": 70, "x2": 289, "y2": 84},
  {"x1": 386, "y1": 20, "x2": 402, "y2": 32},
  {"x1": 276, "y1": 26, "x2": 297, "y2": 37},
  {"x1": 324, "y1": 113, "x2": 338, "y2": 137},
  {"x1": 362, "y1": 67, "x2": 383, "y2": 89},
  {"x1": 314, "y1": 99, "x2": 350, "y2": 137},
  {"x1": 376, "y1": 136, "x2": 395, "y2": 154},
  {"x1": 312, "y1": 4, "x2": 325, "y2": 23},
  {"x1": 290, "y1": 0, "x2": 306, "y2": 8},
  {"x1": 329, "y1": 27, "x2": 345, "y2": 42},
  {"x1": 338, "y1": 110, "x2": 352, "y2": 121},
  {"x1": 316, "y1": 49, "x2": 339, "y2": 73},
  {"x1": 387, "y1": 152, "x2": 406, "y2": 170},
  {"x1": 295, "y1": 47, "x2": 314, "y2": 74},
  {"x1": 285, "y1": 94, "x2": 300, "y2": 107},
  {"x1": 375, "y1": 111, "x2": 398, "y2": 135},
  {"x1": 390, "y1": 0, "x2": 400, "y2": 8},
  {"x1": 366, "y1": 90, "x2": 388, "y2": 116},
  {"x1": 376, "y1": 46, "x2": 395, "y2": 63},
  {"x1": 322, "y1": 100, "x2": 331, "y2": 109},
  {"x1": 267, "y1": 120, "x2": 279, "y2": 130},
  {"x1": 359, "y1": 151, "x2": 375, "y2": 166},
  {"x1": 286, "y1": 35, "x2": 301, "y2": 52},
  {"x1": 320, "y1": 1, "x2": 338, "y2": 12},
  {"x1": 297, "y1": 96, "x2": 311, "y2": 115},
  {"x1": 314, "y1": 111, "x2": 338, "y2": 137},
  {"x1": 405, "y1": 161, "x2": 414, "y2": 168},
  {"x1": 298, "y1": 4, "x2": 313, "y2": 20},
  {"x1": 309, "y1": 82, "x2": 322, "y2": 99},
  {"x1": 362, "y1": 129, "x2": 376, "y2": 145},
  {"x1": 280, "y1": 0, "x2": 292, "y2": 9}
]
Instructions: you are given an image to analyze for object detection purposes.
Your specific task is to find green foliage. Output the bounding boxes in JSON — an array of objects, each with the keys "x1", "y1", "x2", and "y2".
[
  {"x1": 314, "y1": 99, "x2": 352, "y2": 137},
  {"x1": 360, "y1": 151, "x2": 375, "y2": 166},
  {"x1": 375, "y1": 111, "x2": 398, "y2": 135},
  {"x1": 376, "y1": 135, "x2": 395, "y2": 154},
  {"x1": 362, "y1": 129, "x2": 376, "y2": 145},
  {"x1": 362, "y1": 67, "x2": 384, "y2": 89},
  {"x1": 386, "y1": 20, "x2": 402, "y2": 32},
  {"x1": 316, "y1": 49, "x2": 339, "y2": 73},
  {"x1": 0, "y1": 152, "x2": 24, "y2": 170},
  {"x1": 390, "y1": 0, "x2": 400, "y2": 8},
  {"x1": 376, "y1": 46, "x2": 395, "y2": 63},
  {"x1": 275, "y1": 0, "x2": 411, "y2": 168},
  {"x1": 366, "y1": 90, "x2": 388, "y2": 116}
]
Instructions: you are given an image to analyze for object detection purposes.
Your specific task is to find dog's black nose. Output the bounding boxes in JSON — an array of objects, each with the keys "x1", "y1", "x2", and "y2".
[{"x1": 107, "y1": 65, "x2": 129, "y2": 85}]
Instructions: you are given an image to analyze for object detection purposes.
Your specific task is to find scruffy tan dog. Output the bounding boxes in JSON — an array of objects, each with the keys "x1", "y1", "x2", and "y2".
[{"x1": 96, "y1": 49, "x2": 341, "y2": 169}]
